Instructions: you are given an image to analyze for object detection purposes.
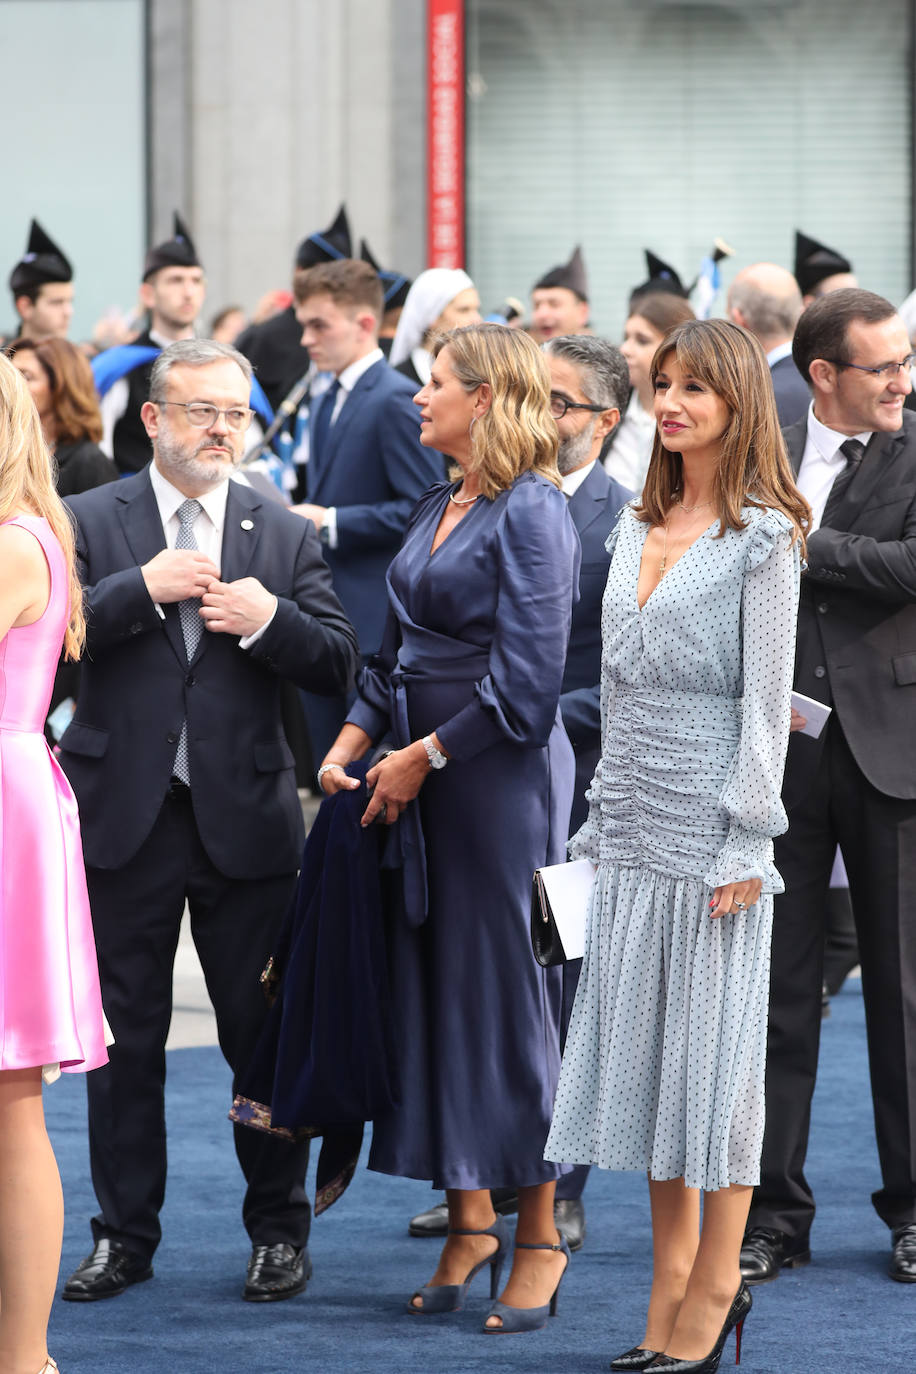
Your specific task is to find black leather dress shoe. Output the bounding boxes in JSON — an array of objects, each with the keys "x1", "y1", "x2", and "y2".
[
  {"x1": 61, "y1": 1238, "x2": 153, "y2": 1302},
  {"x1": 408, "y1": 1191, "x2": 520, "y2": 1238},
  {"x1": 890, "y1": 1223, "x2": 916, "y2": 1282},
  {"x1": 739, "y1": 1227, "x2": 810, "y2": 1283},
  {"x1": 554, "y1": 1197, "x2": 586, "y2": 1253},
  {"x1": 243, "y1": 1243, "x2": 311, "y2": 1302}
]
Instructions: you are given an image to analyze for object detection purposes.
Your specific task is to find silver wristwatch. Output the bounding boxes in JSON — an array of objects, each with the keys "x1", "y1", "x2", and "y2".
[{"x1": 422, "y1": 735, "x2": 448, "y2": 770}]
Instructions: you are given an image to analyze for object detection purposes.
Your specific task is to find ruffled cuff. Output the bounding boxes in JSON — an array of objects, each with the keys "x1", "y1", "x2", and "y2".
[{"x1": 704, "y1": 823, "x2": 784, "y2": 894}]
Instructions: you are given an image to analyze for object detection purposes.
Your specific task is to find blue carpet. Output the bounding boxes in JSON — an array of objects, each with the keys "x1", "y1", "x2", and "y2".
[{"x1": 46, "y1": 982, "x2": 914, "y2": 1373}]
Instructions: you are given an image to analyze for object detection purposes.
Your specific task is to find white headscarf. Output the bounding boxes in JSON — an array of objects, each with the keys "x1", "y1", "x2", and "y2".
[{"x1": 389, "y1": 268, "x2": 475, "y2": 367}]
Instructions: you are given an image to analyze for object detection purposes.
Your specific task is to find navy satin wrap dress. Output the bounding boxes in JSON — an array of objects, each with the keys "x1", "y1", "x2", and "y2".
[{"x1": 347, "y1": 472, "x2": 579, "y2": 1189}]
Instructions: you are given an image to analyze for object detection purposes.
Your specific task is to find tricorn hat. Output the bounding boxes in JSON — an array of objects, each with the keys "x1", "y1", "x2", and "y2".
[
  {"x1": 533, "y1": 245, "x2": 588, "y2": 302},
  {"x1": 360, "y1": 239, "x2": 412, "y2": 310},
  {"x1": 142, "y1": 212, "x2": 201, "y2": 281},
  {"x1": 295, "y1": 204, "x2": 353, "y2": 270},
  {"x1": 9, "y1": 218, "x2": 73, "y2": 295},
  {"x1": 794, "y1": 230, "x2": 853, "y2": 297},
  {"x1": 630, "y1": 249, "x2": 688, "y2": 303}
]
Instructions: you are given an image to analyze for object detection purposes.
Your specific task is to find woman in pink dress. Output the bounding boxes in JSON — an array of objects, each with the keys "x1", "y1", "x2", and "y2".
[{"x1": 0, "y1": 355, "x2": 108, "y2": 1374}]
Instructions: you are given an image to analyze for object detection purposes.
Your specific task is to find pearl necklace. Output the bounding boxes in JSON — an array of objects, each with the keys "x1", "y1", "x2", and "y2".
[{"x1": 449, "y1": 487, "x2": 481, "y2": 506}]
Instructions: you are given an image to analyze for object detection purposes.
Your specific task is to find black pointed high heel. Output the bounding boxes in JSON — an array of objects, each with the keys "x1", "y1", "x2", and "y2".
[
  {"x1": 407, "y1": 1214, "x2": 509, "y2": 1314},
  {"x1": 610, "y1": 1346, "x2": 661, "y2": 1371},
  {"x1": 643, "y1": 1283, "x2": 752, "y2": 1372}
]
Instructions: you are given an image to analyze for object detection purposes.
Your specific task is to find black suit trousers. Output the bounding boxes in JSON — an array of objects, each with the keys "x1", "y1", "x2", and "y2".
[
  {"x1": 85, "y1": 788, "x2": 311, "y2": 1260},
  {"x1": 751, "y1": 718, "x2": 916, "y2": 1238}
]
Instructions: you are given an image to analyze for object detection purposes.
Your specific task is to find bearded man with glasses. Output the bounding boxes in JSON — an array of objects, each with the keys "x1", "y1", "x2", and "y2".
[
  {"x1": 57, "y1": 338, "x2": 358, "y2": 1305},
  {"x1": 740, "y1": 289, "x2": 916, "y2": 1286}
]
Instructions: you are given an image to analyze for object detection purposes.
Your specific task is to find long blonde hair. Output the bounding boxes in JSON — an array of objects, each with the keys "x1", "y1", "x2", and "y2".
[
  {"x1": 432, "y1": 323, "x2": 561, "y2": 498},
  {"x1": 636, "y1": 318, "x2": 809, "y2": 555},
  {"x1": 0, "y1": 354, "x2": 85, "y2": 659}
]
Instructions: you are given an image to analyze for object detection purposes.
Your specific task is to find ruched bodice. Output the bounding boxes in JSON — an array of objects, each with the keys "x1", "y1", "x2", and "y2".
[{"x1": 0, "y1": 516, "x2": 107, "y2": 1076}]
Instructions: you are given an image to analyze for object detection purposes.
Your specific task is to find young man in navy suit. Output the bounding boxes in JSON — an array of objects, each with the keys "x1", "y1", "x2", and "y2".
[
  {"x1": 408, "y1": 334, "x2": 632, "y2": 1250},
  {"x1": 292, "y1": 258, "x2": 445, "y2": 763},
  {"x1": 59, "y1": 340, "x2": 358, "y2": 1305}
]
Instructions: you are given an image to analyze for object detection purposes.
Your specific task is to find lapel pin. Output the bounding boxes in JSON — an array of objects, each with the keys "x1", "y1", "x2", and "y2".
[{"x1": 240, "y1": 519, "x2": 254, "y2": 531}]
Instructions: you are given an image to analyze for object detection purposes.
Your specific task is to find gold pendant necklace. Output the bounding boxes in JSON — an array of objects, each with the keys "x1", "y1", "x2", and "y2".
[
  {"x1": 659, "y1": 520, "x2": 670, "y2": 576},
  {"x1": 676, "y1": 498, "x2": 713, "y2": 514}
]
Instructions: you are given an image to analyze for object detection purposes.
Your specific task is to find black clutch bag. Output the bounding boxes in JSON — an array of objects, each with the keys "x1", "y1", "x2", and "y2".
[{"x1": 530, "y1": 859, "x2": 596, "y2": 967}]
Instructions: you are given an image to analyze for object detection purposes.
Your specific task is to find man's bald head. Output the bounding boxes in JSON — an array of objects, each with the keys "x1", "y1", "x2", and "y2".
[{"x1": 727, "y1": 263, "x2": 803, "y2": 349}]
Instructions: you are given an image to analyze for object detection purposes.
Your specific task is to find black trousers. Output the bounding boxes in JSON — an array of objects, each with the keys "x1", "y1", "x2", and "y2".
[
  {"x1": 749, "y1": 718, "x2": 916, "y2": 1240},
  {"x1": 85, "y1": 787, "x2": 311, "y2": 1261}
]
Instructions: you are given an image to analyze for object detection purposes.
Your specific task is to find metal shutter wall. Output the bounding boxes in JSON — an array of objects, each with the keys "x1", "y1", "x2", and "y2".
[{"x1": 466, "y1": 0, "x2": 911, "y2": 335}]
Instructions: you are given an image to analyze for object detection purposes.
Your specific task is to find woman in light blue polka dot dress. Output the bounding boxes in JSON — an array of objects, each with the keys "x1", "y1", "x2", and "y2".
[{"x1": 544, "y1": 320, "x2": 810, "y2": 1373}]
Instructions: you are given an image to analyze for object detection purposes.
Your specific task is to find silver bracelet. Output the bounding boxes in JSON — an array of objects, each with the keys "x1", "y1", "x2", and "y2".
[{"x1": 317, "y1": 763, "x2": 346, "y2": 787}]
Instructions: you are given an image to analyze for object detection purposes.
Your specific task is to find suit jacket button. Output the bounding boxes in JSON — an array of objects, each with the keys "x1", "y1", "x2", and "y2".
[
  {"x1": 817, "y1": 602, "x2": 828, "y2": 614},
  {"x1": 130, "y1": 621, "x2": 143, "y2": 634},
  {"x1": 186, "y1": 673, "x2": 195, "y2": 686},
  {"x1": 814, "y1": 666, "x2": 827, "y2": 679},
  {"x1": 166, "y1": 731, "x2": 178, "y2": 744}
]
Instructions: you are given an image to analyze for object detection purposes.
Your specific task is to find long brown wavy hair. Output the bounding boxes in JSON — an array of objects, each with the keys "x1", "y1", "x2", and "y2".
[
  {"x1": 431, "y1": 322, "x2": 561, "y2": 498},
  {"x1": 5, "y1": 336, "x2": 104, "y2": 445},
  {"x1": 636, "y1": 318, "x2": 809, "y2": 554},
  {"x1": 0, "y1": 354, "x2": 85, "y2": 659}
]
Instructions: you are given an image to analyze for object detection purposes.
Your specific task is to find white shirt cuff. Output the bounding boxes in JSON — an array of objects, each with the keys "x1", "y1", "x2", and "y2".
[
  {"x1": 239, "y1": 597, "x2": 279, "y2": 650},
  {"x1": 323, "y1": 506, "x2": 338, "y2": 549}
]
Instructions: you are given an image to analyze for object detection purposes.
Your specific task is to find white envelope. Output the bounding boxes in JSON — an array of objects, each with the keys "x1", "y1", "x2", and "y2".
[{"x1": 791, "y1": 690, "x2": 832, "y2": 740}]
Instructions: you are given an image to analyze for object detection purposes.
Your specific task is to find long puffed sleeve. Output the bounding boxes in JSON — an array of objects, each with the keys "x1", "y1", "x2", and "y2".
[
  {"x1": 704, "y1": 510, "x2": 801, "y2": 893},
  {"x1": 435, "y1": 478, "x2": 580, "y2": 760}
]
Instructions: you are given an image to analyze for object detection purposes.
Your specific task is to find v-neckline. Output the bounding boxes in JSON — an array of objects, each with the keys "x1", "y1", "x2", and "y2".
[
  {"x1": 634, "y1": 515, "x2": 718, "y2": 612},
  {"x1": 428, "y1": 485, "x2": 483, "y2": 558}
]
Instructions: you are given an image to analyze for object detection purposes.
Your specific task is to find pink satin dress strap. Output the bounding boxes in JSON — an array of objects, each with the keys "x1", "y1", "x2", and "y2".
[{"x1": 0, "y1": 514, "x2": 108, "y2": 1075}]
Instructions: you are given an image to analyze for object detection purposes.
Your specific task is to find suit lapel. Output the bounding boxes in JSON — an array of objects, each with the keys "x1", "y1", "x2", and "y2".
[
  {"x1": 220, "y1": 481, "x2": 264, "y2": 584},
  {"x1": 830, "y1": 428, "x2": 905, "y2": 531},
  {"x1": 567, "y1": 463, "x2": 611, "y2": 539},
  {"x1": 311, "y1": 359, "x2": 383, "y2": 503}
]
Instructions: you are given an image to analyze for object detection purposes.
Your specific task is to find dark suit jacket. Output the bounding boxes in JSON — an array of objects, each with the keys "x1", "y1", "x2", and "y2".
[
  {"x1": 559, "y1": 462, "x2": 633, "y2": 832},
  {"x1": 306, "y1": 358, "x2": 445, "y2": 654},
  {"x1": 784, "y1": 413, "x2": 916, "y2": 804},
  {"x1": 60, "y1": 470, "x2": 359, "y2": 878},
  {"x1": 770, "y1": 354, "x2": 811, "y2": 429}
]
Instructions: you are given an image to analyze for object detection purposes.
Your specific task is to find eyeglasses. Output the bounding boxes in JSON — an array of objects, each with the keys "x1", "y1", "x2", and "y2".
[
  {"x1": 549, "y1": 392, "x2": 606, "y2": 419},
  {"x1": 825, "y1": 354, "x2": 916, "y2": 379},
  {"x1": 156, "y1": 400, "x2": 253, "y2": 431}
]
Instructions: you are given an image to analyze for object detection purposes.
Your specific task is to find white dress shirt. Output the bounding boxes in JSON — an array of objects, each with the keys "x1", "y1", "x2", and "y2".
[
  {"x1": 603, "y1": 391, "x2": 655, "y2": 495},
  {"x1": 320, "y1": 346, "x2": 385, "y2": 548},
  {"x1": 148, "y1": 461, "x2": 276, "y2": 646},
  {"x1": 796, "y1": 404, "x2": 871, "y2": 532}
]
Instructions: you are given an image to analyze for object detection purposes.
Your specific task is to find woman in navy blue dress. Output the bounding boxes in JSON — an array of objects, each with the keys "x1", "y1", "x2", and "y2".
[{"x1": 319, "y1": 323, "x2": 579, "y2": 1332}]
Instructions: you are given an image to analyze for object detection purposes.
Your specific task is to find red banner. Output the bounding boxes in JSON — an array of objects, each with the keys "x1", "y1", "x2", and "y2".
[{"x1": 427, "y1": 0, "x2": 465, "y2": 267}]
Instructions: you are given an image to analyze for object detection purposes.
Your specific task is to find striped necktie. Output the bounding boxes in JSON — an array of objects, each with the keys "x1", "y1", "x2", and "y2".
[{"x1": 172, "y1": 498, "x2": 203, "y2": 783}]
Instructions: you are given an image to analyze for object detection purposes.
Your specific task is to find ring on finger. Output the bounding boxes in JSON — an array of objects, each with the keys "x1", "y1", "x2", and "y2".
[{"x1": 735, "y1": 901, "x2": 748, "y2": 911}]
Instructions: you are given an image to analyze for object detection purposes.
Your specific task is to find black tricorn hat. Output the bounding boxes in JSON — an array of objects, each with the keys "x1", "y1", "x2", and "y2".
[
  {"x1": 296, "y1": 204, "x2": 353, "y2": 270},
  {"x1": 533, "y1": 245, "x2": 589, "y2": 301},
  {"x1": 9, "y1": 218, "x2": 73, "y2": 295},
  {"x1": 630, "y1": 249, "x2": 688, "y2": 303},
  {"x1": 143, "y1": 212, "x2": 201, "y2": 281},
  {"x1": 360, "y1": 238, "x2": 412, "y2": 309},
  {"x1": 794, "y1": 230, "x2": 853, "y2": 296}
]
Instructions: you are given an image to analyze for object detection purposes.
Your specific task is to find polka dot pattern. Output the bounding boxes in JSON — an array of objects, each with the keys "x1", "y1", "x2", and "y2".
[{"x1": 545, "y1": 505, "x2": 801, "y2": 1192}]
